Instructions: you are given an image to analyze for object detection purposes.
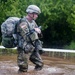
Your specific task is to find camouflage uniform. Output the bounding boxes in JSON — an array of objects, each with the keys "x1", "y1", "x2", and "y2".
[{"x1": 17, "y1": 17, "x2": 43, "y2": 72}]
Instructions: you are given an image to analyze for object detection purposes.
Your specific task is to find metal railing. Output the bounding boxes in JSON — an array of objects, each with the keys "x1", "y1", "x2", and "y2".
[{"x1": 0, "y1": 46, "x2": 75, "y2": 53}]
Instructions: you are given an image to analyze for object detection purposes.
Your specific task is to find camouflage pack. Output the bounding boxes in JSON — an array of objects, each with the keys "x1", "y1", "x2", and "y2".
[{"x1": 1, "y1": 17, "x2": 20, "y2": 48}]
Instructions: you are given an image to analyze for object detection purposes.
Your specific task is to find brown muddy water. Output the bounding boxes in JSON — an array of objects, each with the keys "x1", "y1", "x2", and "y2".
[{"x1": 0, "y1": 55, "x2": 75, "y2": 75}]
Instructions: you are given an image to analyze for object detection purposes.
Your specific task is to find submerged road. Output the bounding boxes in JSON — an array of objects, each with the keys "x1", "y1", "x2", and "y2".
[{"x1": 0, "y1": 55, "x2": 75, "y2": 75}]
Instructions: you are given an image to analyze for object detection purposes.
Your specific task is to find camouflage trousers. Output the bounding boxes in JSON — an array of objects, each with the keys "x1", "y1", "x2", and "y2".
[{"x1": 17, "y1": 47, "x2": 43, "y2": 71}]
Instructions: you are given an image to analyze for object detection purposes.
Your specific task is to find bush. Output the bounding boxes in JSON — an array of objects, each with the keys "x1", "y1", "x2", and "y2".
[
  {"x1": 0, "y1": 48, "x2": 17, "y2": 55},
  {"x1": 64, "y1": 41, "x2": 75, "y2": 50}
]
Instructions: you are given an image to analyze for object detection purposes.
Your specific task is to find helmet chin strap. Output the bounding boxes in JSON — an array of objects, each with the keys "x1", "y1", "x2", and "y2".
[{"x1": 28, "y1": 13, "x2": 34, "y2": 20}]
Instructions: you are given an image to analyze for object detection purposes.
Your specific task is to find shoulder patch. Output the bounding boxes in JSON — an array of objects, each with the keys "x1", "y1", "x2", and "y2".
[{"x1": 20, "y1": 22, "x2": 27, "y2": 29}]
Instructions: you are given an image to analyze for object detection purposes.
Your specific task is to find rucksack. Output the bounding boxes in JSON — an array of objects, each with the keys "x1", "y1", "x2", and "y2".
[{"x1": 1, "y1": 17, "x2": 20, "y2": 48}]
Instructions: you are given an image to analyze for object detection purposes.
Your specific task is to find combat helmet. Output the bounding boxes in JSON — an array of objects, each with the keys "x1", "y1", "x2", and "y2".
[{"x1": 26, "y1": 5, "x2": 41, "y2": 14}]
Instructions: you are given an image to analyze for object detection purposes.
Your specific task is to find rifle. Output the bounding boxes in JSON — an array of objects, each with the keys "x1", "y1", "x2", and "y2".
[{"x1": 26, "y1": 26, "x2": 44, "y2": 54}]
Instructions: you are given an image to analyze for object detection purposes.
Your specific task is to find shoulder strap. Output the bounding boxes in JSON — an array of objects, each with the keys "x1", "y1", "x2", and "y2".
[
  {"x1": 14, "y1": 18, "x2": 21, "y2": 34},
  {"x1": 26, "y1": 19, "x2": 35, "y2": 47}
]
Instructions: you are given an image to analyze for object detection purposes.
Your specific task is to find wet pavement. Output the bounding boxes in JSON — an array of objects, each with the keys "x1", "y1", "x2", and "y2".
[{"x1": 0, "y1": 55, "x2": 75, "y2": 75}]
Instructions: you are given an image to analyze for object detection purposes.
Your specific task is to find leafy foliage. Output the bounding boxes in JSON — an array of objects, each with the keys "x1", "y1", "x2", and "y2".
[{"x1": 0, "y1": 0, "x2": 75, "y2": 48}]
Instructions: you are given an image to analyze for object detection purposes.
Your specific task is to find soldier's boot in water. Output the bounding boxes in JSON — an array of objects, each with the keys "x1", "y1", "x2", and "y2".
[
  {"x1": 18, "y1": 65, "x2": 28, "y2": 72},
  {"x1": 34, "y1": 64, "x2": 43, "y2": 71}
]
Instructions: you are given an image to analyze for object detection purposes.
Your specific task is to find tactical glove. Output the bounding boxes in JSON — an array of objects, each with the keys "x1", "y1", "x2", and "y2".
[{"x1": 34, "y1": 39, "x2": 44, "y2": 55}]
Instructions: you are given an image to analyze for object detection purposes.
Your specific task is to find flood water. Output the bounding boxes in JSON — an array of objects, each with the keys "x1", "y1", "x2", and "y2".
[{"x1": 0, "y1": 55, "x2": 75, "y2": 75}]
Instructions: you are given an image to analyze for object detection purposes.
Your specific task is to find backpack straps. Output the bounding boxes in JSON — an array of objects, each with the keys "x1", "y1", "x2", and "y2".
[{"x1": 25, "y1": 18, "x2": 35, "y2": 47}]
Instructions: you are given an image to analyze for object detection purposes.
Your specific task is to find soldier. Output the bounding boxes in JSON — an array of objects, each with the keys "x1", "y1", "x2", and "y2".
[{"x1": 17, "y1": 5, "x2": 44, "y2": 72}]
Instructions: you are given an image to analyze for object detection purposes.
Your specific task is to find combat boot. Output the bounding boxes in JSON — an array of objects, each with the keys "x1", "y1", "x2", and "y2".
[
  {"x1": 18, "y1": 65, "x2": 28, "y2": 73},
  {"x1": 34, "y1": 65, "x2": 43, "y2": 71},
  {"x1": 18, "y1": 68, "x2": 27, "y2": 73}
]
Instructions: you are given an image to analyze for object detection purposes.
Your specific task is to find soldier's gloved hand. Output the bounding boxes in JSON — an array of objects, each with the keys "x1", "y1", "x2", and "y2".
[{"x1": 34, "y1": 28, "x2": 41, "y2": 34}]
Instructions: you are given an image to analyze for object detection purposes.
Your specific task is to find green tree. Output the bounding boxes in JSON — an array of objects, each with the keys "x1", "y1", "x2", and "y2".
[{"x1": 0, "y1": 0, "x2": 75, "y2": 49}]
